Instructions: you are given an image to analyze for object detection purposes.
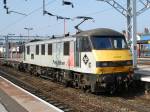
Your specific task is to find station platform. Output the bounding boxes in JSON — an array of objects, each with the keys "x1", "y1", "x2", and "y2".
[
  {"x1": 135, "y1": 64, "x2": 150, "y2": 82},
  {"x1": 0, "y1": 76, "x2": 63, "y2": 112},
  {"x1": 0, "y1": 102, "x2": 8, "y2": 112},
  {"x1": 137, "y1": 58, "x2": 150, "y2": 65}
]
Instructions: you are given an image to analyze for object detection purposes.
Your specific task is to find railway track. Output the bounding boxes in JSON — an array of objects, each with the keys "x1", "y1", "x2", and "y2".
[
  {"x1": 0, "y1": 66, "x2": 150, "y2": 112},
  {"x1": 102, "y1": 96, "x2": 150, "y2": 112},
  {"x1": 0, "y1": 70, "x2": 73, "y2": 112}
]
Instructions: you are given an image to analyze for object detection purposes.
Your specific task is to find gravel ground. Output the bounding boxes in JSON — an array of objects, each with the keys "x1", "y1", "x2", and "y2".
[{"x1": 1, "y1": 65, "x2": 150, "y2": 112}]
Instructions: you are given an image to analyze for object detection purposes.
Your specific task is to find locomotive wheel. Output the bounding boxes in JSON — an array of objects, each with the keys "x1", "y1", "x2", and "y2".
[
  {"x1": 83, "y1": 85, "x2": 91, "y2": 93},
  {"x1": 109, "y1": 84, "x2": 117, "y2": 94},
  {"x1": 65, "y1": 80, "x2": 73, "y2": 87}
]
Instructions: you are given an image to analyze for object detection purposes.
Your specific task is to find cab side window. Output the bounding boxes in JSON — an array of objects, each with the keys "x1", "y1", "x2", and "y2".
[{"x1": 80, "y1": 37, "x2": 91, "y2": 52}]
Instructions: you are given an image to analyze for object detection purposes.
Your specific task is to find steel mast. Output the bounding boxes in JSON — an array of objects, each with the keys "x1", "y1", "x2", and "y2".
[{"x1": 97, "y1": 0, "x2": 150, "y2": 68}]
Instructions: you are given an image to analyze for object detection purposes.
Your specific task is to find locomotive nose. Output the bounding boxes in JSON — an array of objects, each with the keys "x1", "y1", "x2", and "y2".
[
  {"x1": 93, "y1": 50, "x2": 132, "y2": 62},
  {"x1": 93, "y1": 50, "x2": 133, "y2": 75}
]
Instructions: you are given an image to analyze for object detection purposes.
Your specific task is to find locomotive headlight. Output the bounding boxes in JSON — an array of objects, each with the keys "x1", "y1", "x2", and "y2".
[
  {"x1": 126, "y1": 60, "x2": 132, "y2": 65},
  {"x1": 96, "y1": 61, "x2": 109, "y2": 67},
  {"x1": 129, "y1": 67, "x2": 133, "y2": 72},
  {"x1": 101, "y1": 62, "x2": 108, "y2": 67}
]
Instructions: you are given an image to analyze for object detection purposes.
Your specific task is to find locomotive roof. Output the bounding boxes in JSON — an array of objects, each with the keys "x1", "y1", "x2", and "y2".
[
  {"x1": 75, "y1": 28, "x2": 123, "y2": 37},
  {"x1": 25, "y1": 36, "x2": 75, "y2": 45},
  {"x1": 25, "y1": 28, "x2": 124, "y2": 46}
]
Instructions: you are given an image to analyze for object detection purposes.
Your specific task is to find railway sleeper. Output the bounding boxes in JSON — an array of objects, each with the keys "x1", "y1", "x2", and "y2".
[
  {"x1": 53, "y1": 102, "x2": 63, "y2": 106},
  {"x1": 63, "y1": 108, "x2": 73, "y2": 112}
]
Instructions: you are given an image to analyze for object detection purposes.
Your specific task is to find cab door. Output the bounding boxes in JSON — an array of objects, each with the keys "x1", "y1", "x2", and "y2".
[
  {"x1": 80, "y1": 37, "x2": 94, "y2": 73},
  {"x1": 75, "y1": 37, "x2": 81, "y2": 67}
]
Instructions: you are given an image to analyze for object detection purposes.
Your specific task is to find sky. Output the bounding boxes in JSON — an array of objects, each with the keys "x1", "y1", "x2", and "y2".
[{"x1": 0, "y1": 0, "x2": 150, "y2": 37}]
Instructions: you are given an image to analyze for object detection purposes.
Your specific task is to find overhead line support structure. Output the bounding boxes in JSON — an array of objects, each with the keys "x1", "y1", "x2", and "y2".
[
  {"x1": 137, "y1": 0, "x2": 150, "y2": 15},
  {"x1": 5, "y1": 35, "x2": 9, "y2": 59},
  {"x1": 4, "y1": 34, "x2": 15, "y2": 59},
  {"x1": 97, "y1": 0, "x2": 150, "y2": 68},
  {"x1": 1, "y1": 35, "x2": 49, "y2": 59}
]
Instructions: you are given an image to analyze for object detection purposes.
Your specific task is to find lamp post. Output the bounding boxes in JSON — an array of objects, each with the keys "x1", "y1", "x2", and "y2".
[
  {"x1": 5, "y1": 33, "x2": 15, "y2": 59},
  {"x1": 24, "y1": 27, "x2": 33, "y2": 41}
]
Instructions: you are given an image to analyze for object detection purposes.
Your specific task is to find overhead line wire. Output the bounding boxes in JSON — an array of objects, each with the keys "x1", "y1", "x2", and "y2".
[
  {"x1": 1, "y1": 0, "x2": 122, "y2": 35},
  {"x1": 0, "y1": 0, "x2": 57, "y2": 33},
  {"x1": 34, "y1": 8, "x2": 113, "y2": 33}
]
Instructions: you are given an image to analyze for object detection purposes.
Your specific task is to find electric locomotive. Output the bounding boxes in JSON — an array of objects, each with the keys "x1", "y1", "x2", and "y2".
[
  {"x1": 74, "y1": 28, "x2": 133, "y2": 93},
  {"x1": 4, "y1": 28, "x2": 133, "y2": 93}
]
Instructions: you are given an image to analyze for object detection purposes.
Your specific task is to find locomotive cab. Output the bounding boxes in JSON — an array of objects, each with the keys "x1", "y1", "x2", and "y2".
[
  {"x1": 91, "y1": 35, "x2": 133, "y2": 74},
  {"x1": 76, "y1": 28, "x2": 133, "y2": 93}
]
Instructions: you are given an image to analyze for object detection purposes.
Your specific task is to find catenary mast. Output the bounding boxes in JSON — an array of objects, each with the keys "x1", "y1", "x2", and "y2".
[{"x1": 97, "y1": 0, "x2": 150, "y2": 68}]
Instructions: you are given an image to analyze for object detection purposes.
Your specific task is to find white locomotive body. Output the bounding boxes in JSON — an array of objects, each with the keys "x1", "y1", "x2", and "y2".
[
  {"x1": 24, "y1": 36, "x2": 96, "y2": 74},
  {"x1": 3, "y1": 28, "x2": 133, "y2": 93}
]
